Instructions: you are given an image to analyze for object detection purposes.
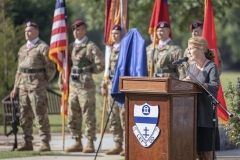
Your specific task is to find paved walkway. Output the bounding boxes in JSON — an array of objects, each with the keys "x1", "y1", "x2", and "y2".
[
  {"x1": 0, "y1": 132, "x2": 122, "y2": 160},
  {"x1": 0, "y1": 132, "x2": 239, "y2": 160}
]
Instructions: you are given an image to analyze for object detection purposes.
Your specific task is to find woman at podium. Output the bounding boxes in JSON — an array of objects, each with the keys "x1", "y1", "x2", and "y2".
[{"x1": 183, "y1": 36, "x2": 220, "y2": 160}]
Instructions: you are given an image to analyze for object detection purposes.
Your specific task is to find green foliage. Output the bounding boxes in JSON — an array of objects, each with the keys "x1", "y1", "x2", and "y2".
[
  {"x1": 4, "y1": 0, "x2": 56, "y2": 44},
  {"x1": 0, "y1": 0, "x2": 25, "y2": 119},
  {"x1": 225, "y1": 78, "x2": 240, "y2": 148},
  {"x1": 1, "y1": 0, "x2": 240, "y2": 65},
  {"x1": 220, "y1": 72, "x2": 240, "y2": 90},
  {"x1": 216, "y1": 6, "x2": 240, "y2": 64}
]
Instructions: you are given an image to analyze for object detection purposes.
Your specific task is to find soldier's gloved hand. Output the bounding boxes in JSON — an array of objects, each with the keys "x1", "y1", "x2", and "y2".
[
  {"x1": 58, "y1": 83, "x2": 64, "y2": 91},
  {"x1": 10, "y1": 88, "x2": 18, "y2": 101},
  {"x1": 101, "y1": 87, "x2": 107, "y2": 96}
]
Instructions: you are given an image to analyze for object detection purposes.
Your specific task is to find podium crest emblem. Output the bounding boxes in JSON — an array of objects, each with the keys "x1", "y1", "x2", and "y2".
[{"x1": 133, "y1": 103, "x2": 160, "y2": 147}]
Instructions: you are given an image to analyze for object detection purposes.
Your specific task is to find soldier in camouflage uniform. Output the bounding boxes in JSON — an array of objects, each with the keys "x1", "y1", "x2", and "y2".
[
  {"x1": 183, "y1": 21, "x2": 223, "y2": 75},
  {"x1": 10, "y1": 22, "x2": 56, "y2": 151},
  {"x1": 150, "y1": 21, "x2": 185, "y2": 79},
  {"x1": 101, "y1": 25, "x2": 125, "y2": 156},
  {"x1": 58, "y1": 20, "x2": 104, "y2": 153}
]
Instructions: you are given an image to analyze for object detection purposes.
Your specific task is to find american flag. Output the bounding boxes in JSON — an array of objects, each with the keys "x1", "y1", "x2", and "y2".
[{"x1": 49, "y1": 0, "x2": 69, "y2": 117}]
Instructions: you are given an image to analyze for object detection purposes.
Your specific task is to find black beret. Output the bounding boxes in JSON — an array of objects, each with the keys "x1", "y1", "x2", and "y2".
[
  {"x1": 190, "y1": 21, "x2": 203, "y2": 31},
  {"x1": 156, "y1": 21, "x2": 170, "y2": 29}
]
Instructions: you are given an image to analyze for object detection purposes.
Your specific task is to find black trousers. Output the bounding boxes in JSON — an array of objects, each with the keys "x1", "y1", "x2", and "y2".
[{"x1": 197, "y1": 127, "x2": 220, "y2": 151}]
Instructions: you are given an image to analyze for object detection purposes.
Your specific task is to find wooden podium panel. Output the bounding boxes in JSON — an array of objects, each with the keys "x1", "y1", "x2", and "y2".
[{"x1": 120, "y1": 77, "x2": 201, "y2": 160}]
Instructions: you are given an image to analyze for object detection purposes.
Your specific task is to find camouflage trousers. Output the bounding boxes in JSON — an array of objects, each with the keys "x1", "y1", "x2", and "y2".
[
  {"x1": 107, "y1": 82, "x2": 125, "y2": 143},
  {"x1": 68, "y1": 83, "x2": 96, "y2": 141},
  {"x1": 18, "y1": 89, "x2": 51, "y2": 142}
]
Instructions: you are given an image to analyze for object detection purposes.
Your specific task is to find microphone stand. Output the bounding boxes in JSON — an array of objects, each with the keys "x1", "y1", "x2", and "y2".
[
  {"x1": 94, "y1": 96, "x2": 116, "y2": 160},
  {"x1": 179, "y1": 62, "x2": 233, "y2": 160}
]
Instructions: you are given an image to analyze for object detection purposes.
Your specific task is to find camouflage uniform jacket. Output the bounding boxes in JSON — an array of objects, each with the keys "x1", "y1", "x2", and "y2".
[
  {"x1": 59, "y1": 36, "x2": 104, "y2": 85},
  {"x1": 14, "y1": 39, "x2": 56, "y2": 91},
  {"x1": 153, "y1": 40, "x2": 185, "y2": 80},
  {"x1": 101, "y1": 45, "x2": 120, "y2": 88}
]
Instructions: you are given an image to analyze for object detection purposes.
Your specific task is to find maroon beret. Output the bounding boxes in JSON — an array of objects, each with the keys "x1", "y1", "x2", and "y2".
[
  {"x1": 190, "y1": 21, "x2": 203, "y2": 31},
  {"x1": 156, "y1": 21, "x2": 170, "y2": 29},
  {"x1": 25, "y1": 21, "x2": 39, "y2": 29},
  {"x1": 112, "y1": 25, "x2": 121, "y2": 31},
  {"x1": 71, "y1": 20, "x2": 86, "y2": 30}
]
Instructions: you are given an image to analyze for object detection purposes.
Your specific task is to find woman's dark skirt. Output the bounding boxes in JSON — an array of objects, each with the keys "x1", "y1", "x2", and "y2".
[{"x1": 197, "y1": 127, "x2": 220, "y2": 151}]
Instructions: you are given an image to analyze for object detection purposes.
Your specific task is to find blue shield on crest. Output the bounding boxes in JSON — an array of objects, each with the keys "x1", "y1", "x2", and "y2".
[{"x1": 133, "y1": 103, "x2": 160, "y2": 147}]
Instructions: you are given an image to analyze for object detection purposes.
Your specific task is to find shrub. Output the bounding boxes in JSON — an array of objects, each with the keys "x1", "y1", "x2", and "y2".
[{"x1": 225, "y1": 78, "x2": 240, "y2": 148}]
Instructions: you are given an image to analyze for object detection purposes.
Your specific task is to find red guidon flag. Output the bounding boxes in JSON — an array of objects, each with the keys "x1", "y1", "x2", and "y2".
[
  {"x1": 103, "y1": 0, "x2": 128, "y2": 78},
  {"x1": 202, "y1": 0, "x2": 229, "y2": 122},
  {"x1": 148, "y1": 0, "x2": 171, "y2": 38},
  {"x1": 49, "y1": 0, "x2": 69, "y2": 118},
  {"x1": 104, "y1": 0, "x2": 128, "y2": 45}
]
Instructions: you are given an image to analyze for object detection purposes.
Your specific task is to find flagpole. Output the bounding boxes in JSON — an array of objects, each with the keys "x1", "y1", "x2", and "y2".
[
  {"x1": 62, "y1": 24, "x2": 69, "y2": 151},
  {"x1": 100, "y1": 77, "x2": 108, "y2": 149},
  {"x1": 62, "y1": 95, "x2": 65, "y2": 150},
  {"x1": 48, "y1": 0, "x2": 68, "y2": 151},
  {"x1": 149, "y1": 32, "x2": 156, "y2": 77},
  {"x1": 62, "y1": 29, "x2": 69, "y2": 151},
  {"x1": 100, "y1": 44, "x2": 111, "y2": 149},
  {"x1": 100, "y1": 94, "x2": 107, "y2": 143}
]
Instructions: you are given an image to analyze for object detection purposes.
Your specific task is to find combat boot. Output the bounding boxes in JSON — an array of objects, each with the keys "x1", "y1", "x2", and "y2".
[
  {"x1": 15, "y1": 141, "x2": 33, "y2": 151},
  {"x1": 105, "y1": 142, "x2": 123, "y2": 155},
  {"x1": 65, "y1": 138, "x2": 83, "y2": 152},
  {"x1": 82, "y1": 139, "x2": 95, "y2": 153},
  {"x1": 119, "y1": 149, "x2": 125, "y2": 156},
  {"x1": 39, "y1": 141, "x2": 51, "y2": 151}
]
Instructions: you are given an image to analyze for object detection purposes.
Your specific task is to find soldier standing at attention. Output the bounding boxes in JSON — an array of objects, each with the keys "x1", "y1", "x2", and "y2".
[
  {"x1": 152, "y1": 21, "x2": 185, "y2": 79},
  {"x1": 58, "y1": 20, "x2": 104, "y2": 153},
  {"x1": 10, "y1": 21, "x2": 56, "y2": 151},
  {"x1": 184, "y1": 21, "x2": 223, "y2": 75},
  {"x1": 101, "y1": 25, "x2": 125, "y2": 156}
]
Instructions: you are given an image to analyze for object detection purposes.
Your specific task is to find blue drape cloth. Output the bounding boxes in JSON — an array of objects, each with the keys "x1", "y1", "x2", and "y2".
[{"x1": 111, "y1": 28, "x2": 148, "y2": 106}]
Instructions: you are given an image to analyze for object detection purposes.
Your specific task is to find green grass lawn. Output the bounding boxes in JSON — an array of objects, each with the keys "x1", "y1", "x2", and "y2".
[
  {"x1": 1, "y1": 71, "x2": 239, "y2": 135},
  {"x1": 220, "y1": 71, "x2": 240, "y2": 89}
]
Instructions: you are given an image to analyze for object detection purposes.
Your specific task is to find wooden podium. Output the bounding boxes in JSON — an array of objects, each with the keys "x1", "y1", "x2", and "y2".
[{"x1": 119, "y1": 76, "x2": 201, "y2": 160}]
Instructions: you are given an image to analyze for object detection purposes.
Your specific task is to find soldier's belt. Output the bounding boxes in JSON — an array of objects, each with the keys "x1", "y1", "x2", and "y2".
[
  {"x1": 72, "y1": 68, "x2": 91, "y2": 74},
  {"x1": 109, "y1": 70, "x2": 115, "y2": 80},
  {"x1": 21, "y1": 68, "x2": 45, "y2": 73},
  {"x1": 109, "y1": 70, "x2": 115, "y2": 76}
]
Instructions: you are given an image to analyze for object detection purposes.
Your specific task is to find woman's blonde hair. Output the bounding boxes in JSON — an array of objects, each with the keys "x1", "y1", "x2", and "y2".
[{"x1": 188, "y1": 37, "x2": 215, "y2": 61}]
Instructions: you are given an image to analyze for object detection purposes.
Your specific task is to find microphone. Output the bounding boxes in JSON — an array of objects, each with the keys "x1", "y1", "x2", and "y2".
[{"x1": 172, "y1": 57, "x2": 188, "y2": 65}]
